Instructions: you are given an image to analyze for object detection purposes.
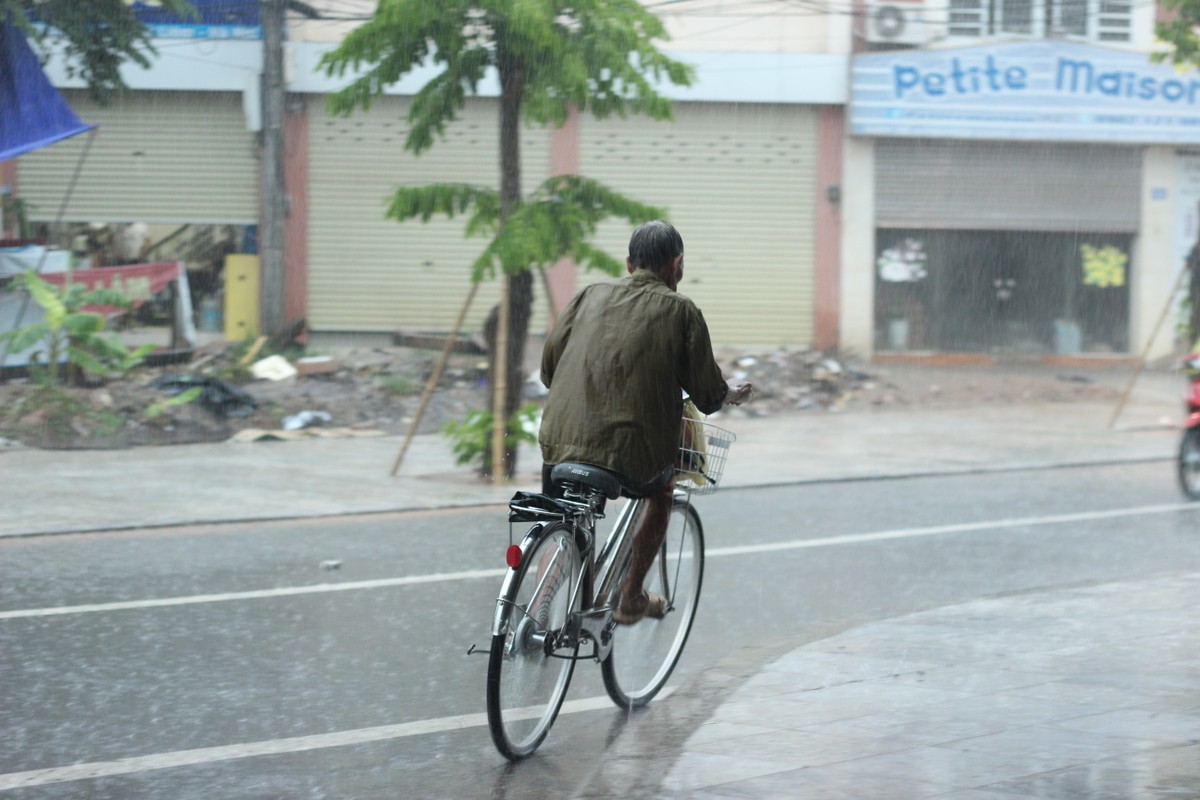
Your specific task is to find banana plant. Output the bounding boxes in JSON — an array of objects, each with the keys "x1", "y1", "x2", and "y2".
[{"x1": 0, "y1": 270, "x2": 155, "y2": 385}]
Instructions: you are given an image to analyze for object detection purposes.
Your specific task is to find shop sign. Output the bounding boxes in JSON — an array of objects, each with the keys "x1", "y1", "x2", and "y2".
[
  {"x1": 128, "y1": 0, "x2": 261, "y2": 40},
  {"x1": 851, "y1": 41, "x2": 1200, "y2": 144},
  {"x1": 41, "y1": 261, "x2": 184, "y2": 316}
]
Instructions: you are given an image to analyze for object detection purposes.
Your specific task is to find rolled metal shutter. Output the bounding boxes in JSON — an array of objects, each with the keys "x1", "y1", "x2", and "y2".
[
  {"x1": 579, "y1": 102, "x2": 819, "y2": 347},
  {"x1": 876, "y1": 140, "x2": 1141, "y2": 232},
  {"x1": 307, "y1": 97, "x2": 550, "y2": 333},
  {"x1": 18, "y1": 90, "x2": 257, "y2": 224}
]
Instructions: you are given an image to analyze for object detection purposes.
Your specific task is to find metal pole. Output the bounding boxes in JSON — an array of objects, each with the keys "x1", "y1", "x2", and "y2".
[
  {"x1": 1108, "y1": 265, "x2": 1190, "y2": 429},
  {"x1": 259, "y1": 0, "x2": 286, "y2": 336}
]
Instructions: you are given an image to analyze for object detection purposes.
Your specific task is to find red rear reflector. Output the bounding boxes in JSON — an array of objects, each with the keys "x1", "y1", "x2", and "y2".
[{"x1": 506, "y1": 545, "x2": 522, "y2": 569}]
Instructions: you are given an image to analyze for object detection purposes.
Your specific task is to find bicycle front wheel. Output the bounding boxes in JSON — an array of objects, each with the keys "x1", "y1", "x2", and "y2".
[
  {"x1": 486, "y1": 522, "x2": 582, "y2": 760},
  {"x1": 601, "y1": 499, "x2": 704, "y2": 709}
]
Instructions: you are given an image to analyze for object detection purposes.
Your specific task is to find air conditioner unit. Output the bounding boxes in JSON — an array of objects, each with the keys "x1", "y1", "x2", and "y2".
[{"x1": 865, "y1": 0, "x2": 939, "y2": 46}]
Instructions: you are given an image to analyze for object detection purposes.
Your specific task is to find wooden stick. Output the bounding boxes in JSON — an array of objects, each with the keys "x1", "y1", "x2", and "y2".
[
  {"x1": 538, "y1": 266, "x2": 560, "y2": 328},
  {"x1": 1109, "y1": 265, "x2": 1189, "y2": 429},
  {"x1": 390, "y1": 283, "x2": 479, "y2": 476},
  {"x1": 238, "y1": 335, "x2": 268, "y2": 367},
  {"x1": 491, "y1": 273, "x2": 511, "y2": 483}
]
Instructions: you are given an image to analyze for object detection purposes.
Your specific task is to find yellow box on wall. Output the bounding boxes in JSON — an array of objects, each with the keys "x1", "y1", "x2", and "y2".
[{"x1": 224, "y1": 254, "x2": 260, "y2": 341}]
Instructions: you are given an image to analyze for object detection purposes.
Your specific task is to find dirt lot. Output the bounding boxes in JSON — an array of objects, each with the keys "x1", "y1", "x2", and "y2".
[{"x1": 0, "y1": 340, "x2": 1127, "y2": 451}]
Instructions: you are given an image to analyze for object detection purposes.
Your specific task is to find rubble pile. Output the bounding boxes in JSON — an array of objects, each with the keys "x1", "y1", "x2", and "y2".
[{"x1": 715, "y1": 347, "x2": 881, "y2": 414}]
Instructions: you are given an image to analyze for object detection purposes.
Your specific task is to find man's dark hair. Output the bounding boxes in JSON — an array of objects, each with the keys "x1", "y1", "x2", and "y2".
[{"x1": 628, "y1": 220, "x2": 683, "y2": 273}]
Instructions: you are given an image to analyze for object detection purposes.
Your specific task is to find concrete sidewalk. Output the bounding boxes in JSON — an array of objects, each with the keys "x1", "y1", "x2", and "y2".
[
  {"x1": 579, "y1": 571, "x2": 1200, "y2": 799},
  {"x1": 0, "y1": 369, "x2": 1186, "y2": 538},
  {"x1": 2, "y1": 366, "x2": 1198, "y2": 798}
]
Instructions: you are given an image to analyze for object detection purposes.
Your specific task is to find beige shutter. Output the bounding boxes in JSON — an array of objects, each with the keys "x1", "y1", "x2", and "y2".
[
  {"x1": 306, "y1": 96, "x2": 550, "y2": 333},
  {"x1": 876, "y1": 140, "x2": 1142, "y2": 232},
  {"x1": 579, "y1": 102, "x2": 819, "y2": 347},
  {"x1": 18, "y1": 91, "x2": 257, "y2": 224}
]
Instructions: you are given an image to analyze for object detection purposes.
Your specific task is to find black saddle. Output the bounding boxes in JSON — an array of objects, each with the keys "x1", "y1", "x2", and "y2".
[{"x1": 550, "y1": 462, "x2": 622, "y2": 500}]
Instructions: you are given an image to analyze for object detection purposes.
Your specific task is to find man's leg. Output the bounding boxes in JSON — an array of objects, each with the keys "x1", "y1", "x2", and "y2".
[{"x1": 617, "y1": 481, "x2": 673, "y2": 620}]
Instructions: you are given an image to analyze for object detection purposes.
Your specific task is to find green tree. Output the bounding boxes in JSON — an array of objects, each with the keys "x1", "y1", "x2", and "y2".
[
  {"x1": 2, "y1": 0, "x2": 195, "y2": 102},
  {"x1": 1156, "y1": 0, "x2": 1200, "y2": 68},
  {"x1": 319, "y1": 0, "x2": 692, "y2": 479}
]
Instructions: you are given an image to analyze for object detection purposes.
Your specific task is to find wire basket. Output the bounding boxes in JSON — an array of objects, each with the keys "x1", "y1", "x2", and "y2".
[{"x1": 675, "y1": 417, "x2": 735, "y2": 496}]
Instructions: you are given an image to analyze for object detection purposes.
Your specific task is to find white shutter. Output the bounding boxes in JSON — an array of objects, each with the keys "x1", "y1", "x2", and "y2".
[
  {"x1": 306, "y1": 97, "x2": 550, "y2": 333},
  {"x1": 876, "y1": 140, "x2": 1141, "y2": 232},
  {"x1": 579, "y1": 102, "x2": 819, "y2": 347},
  {"x1": 18, "y1": 91, "x2": 257, "y2": 224}
]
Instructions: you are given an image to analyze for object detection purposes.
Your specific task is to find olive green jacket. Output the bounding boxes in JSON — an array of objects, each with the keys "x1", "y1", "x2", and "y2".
[{"x1": 539, "y1": 269, "x2": 728, "y2": 485}]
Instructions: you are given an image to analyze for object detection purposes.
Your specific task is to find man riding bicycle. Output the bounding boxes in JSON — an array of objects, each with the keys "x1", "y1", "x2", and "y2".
[{"x1": 538, "y1": 220, "x2": 751, "y2": 624}]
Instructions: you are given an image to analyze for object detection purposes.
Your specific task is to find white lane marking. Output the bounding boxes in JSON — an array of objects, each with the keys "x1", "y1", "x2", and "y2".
[
  {"x1": 0, "y1": 568, "x2": 505, "y2": 620},
  {"x1": 706, "y1": 502, "x2": 1198, "y2": 558},
  {"x1": 3, "y1": 502, "x2": 1196, "y2": 621},
  {"x1": 0, "y1": 690, "x2": 671, "y2": 790}
]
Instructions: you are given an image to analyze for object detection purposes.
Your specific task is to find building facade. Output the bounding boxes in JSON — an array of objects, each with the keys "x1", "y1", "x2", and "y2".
[
  {"x1": 11, "y1": 0, "x2": 1197, "y2": 361},
  {"x1": 845, "y1": 42, "x2": 1199, "y2": 362}
]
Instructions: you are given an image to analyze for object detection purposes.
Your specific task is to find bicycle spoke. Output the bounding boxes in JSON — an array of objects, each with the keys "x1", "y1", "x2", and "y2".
[
  {"x1": 601, "y1": 500, "x2": 704, "y2": 709},
  {"x1": 487, "y1": 524, "x2": 581, "y2": 760}
]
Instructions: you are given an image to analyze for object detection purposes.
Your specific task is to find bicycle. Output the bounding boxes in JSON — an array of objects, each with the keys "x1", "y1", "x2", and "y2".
[{"x1": 481, "y1": 415, "x2": 735, "y2": 761}]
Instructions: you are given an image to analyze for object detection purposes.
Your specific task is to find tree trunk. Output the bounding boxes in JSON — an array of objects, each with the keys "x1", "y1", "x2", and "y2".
[{"x1": 482, "y1": 43, "x2": 531, "y2": 480}]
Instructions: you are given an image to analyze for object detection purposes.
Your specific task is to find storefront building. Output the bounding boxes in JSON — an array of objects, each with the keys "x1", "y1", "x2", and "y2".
[{"x1": 845, "y1": 41, "x2": 1199, "y2": 361}]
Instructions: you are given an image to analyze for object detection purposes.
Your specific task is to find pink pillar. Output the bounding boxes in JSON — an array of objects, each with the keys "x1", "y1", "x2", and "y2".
[
  {"x1": 813, "y1": 105, "x2": 844, "y2": 352},
  {"x1": 545, "y1": 106, "x2": 580, "y2": 325}
]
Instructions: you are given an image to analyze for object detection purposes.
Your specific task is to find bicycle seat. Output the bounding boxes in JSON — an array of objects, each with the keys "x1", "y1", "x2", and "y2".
[{"x1": 550, "y1": 462, "x2": 622, "y2": 500}]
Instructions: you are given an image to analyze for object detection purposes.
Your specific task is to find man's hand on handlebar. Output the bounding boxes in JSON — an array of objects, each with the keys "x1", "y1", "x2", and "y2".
[{"x1": 725, "y1": 381, "x2": 752, "y2": 406}]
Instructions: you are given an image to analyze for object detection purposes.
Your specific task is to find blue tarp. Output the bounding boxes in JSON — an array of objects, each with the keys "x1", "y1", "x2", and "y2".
[{"x1": 0, "y1": 20, "x2": 95, "y2": 162}]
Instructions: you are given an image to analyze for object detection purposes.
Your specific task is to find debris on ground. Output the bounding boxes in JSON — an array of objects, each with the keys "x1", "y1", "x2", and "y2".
[
  {"x1": 0, "y1": 337, "x2": 1128, "y2": 450},
  {"x1": 714, "y1": 347, "x2": 881, "y2": 414},
  {"x1": 282, "y1": 410, "x2": 333, "y2": 431}
]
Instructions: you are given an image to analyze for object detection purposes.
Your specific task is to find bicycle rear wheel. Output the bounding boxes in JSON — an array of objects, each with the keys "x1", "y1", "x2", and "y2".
[
  {"x1": 486, "y1": 522, "x2": 582, "y2": 760},
  {"x1": 601, "y1": 499, "x2": 704, "y2": 709}
]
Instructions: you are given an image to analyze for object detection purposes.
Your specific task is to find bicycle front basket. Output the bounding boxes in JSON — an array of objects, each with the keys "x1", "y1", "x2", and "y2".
[{"x1": 675, "y1": 417, "x2": 735, "y2": 496}]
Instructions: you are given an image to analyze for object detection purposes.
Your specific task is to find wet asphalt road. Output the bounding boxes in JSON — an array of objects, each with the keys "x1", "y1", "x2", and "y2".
[{"x1": 1, "y1": 461, "x2": 1198, "y2": 798}]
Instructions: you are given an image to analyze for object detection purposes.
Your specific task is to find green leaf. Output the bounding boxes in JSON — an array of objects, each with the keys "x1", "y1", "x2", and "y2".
[
  {"x1": 385, "y1": 184, "x2": 499, "y2": 226},
  {"x1": 5, "y1": 0, "x2": 197, "y2": 102},
  {"x1": 62, "y1": 312, "x2": 107, "y2": 336},
  {"x1": 66, "y1": 346, "x2": 113, "y2": 377},
  {"x1": 0, "y1": 323, "x2": 50, "y2": 353},
  {"x1": 22, "y1": 272, "x2": 67, "y2": 329},
  {"x1": 469, "y1": 174, "x2": 665, "y2": 280},
  {"x1": 79, "y1": 287, "x2": 134, "y2": 311}
]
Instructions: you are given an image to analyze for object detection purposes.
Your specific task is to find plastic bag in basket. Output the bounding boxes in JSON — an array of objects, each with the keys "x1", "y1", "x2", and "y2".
[{"x1": 675, "y1": 400, "x2": 711, "y2": 488}]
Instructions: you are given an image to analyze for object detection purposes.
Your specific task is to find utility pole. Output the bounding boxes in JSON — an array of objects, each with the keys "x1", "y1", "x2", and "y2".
[{"x1": 260, "y1": 0, "x2": 286, "y2": 336}]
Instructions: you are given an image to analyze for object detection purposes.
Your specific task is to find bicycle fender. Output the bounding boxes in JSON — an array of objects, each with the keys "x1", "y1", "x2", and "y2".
[{"x1": 491, "y1": 523, "x2": 547, "y2": 637}]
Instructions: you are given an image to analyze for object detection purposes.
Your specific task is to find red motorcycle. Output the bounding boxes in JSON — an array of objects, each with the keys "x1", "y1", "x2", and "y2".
[{"x1": 1180, "y1": 349, "x2": 1200, "y2": 500}]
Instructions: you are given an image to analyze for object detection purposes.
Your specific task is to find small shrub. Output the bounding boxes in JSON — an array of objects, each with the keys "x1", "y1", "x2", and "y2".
[
  {"x1": 0, "y1": 270, "x2": 153, "y2": 386},
  {"x1": 144, "y1": 387, "x2": 203, "y2": 420},
  {"x1": 379, "y1": 375, "x2": 420, "y2": 396},
  {"x1": 442, "y1": 403, "x2": 540, "y2": 470}
]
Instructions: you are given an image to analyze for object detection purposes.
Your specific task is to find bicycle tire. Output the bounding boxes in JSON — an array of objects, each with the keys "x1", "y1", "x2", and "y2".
[
  {"x1": 601, "y1": 499, "x2": 704, "y2": 709},
  {"x1": 486, "y1": 522, "x2": 582, "y2": 760},
  {"x1": 1180, "y1": 427, "x2": 1200, "y2": 501}
]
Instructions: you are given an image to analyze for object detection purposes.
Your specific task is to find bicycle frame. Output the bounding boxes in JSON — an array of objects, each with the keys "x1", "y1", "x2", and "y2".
[{"x1": 490, "y1": 490, "x2": 689, "y2": 664}]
